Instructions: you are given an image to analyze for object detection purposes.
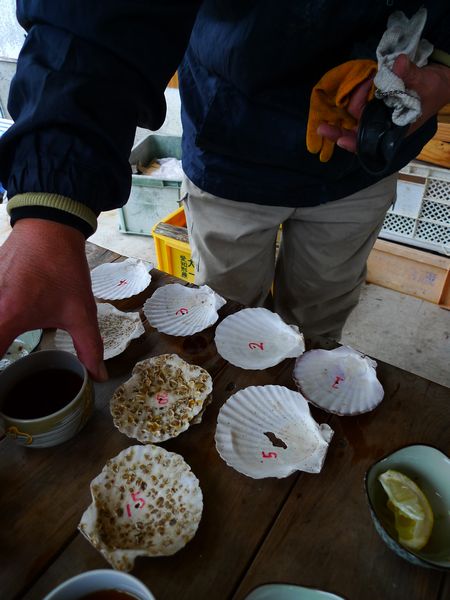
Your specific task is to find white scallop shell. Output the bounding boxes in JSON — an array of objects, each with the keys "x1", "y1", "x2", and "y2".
[
  {"x1": 214, "y1": 308, "x2": 305, "y2": 369},
  {"x1": 78, "y1": 444, "x2": 203, "y2": 571},
  {"x1": 110, "y1": 354, "x2": 212, "y2": 443},
  {"x1": 215, "y1": 385, "x2": 333, "y2": 479},
  {"x1": 143, "y1": 283, "x2": 226, "y2": 336},
  {"x1": 292, "y1": 345, "x2": 384, "y2": 416},
  {"x1": 0, "y1": 329, "x2": 42, "y2": 371},
  {"x1": 91, "y1": 258, "x2": 152, "y2": 300},
  {"x1": 53, "y1": 303, "x2": 145, "y2": 360}
]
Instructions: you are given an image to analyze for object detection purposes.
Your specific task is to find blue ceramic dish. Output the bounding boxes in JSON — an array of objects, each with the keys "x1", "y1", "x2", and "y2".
[{"x1": 365, "y1": 444, "x2": 450, "y2": 570}]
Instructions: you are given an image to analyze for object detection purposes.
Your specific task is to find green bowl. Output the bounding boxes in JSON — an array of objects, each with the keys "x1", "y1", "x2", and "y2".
[
  {"x1": 244, "y1": 584, "x2": 345, "y2": 600},
  {"x1": 365, "y1": 444, "x2": 450, "y2": 570}
]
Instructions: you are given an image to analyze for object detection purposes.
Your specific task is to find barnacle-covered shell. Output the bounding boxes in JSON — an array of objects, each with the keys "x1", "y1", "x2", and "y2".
[
  {"x1": 91, "y1": 258, "x2": 152, "y2": 300},
  {"x1": 143, "y1": 283, "x2": 226, "y2": 336},
  {"x1": 78, "y1": 444, "x2": 203, "y2": 571},
  {"x1": 215, "y1": 385, "x2": 333, "y2": 479},
  {"x1": 293, "y1": 345, "x2": 384, "y2": 415},
  {"x1": 53, "y1": 303, "x2": 145, "y2": 360},
  {"x1": 110, "y1": 354, "x2": 212, "y2": 443},
  {"x1": 214, "y1": 308, "x2": 305, "y2": 369}
]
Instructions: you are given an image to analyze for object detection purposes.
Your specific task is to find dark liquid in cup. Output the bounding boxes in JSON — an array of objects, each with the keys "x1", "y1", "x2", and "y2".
[
  {"x1": 1, "y1": 369, "x2": 83, "y2": 419},
  {"x1": 78, "y1": 591, "x2": 141, "y2": 600}
]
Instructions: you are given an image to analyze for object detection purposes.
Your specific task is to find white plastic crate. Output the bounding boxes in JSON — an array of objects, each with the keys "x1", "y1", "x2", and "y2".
[{"x1": 380, "y1": 160, "x2": 450, "y2": 255}]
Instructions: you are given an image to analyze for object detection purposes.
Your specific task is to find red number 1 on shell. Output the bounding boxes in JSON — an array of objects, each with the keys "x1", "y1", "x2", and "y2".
[{"x1": 331, "y1": 375, "x2": 344, "y2": 389}]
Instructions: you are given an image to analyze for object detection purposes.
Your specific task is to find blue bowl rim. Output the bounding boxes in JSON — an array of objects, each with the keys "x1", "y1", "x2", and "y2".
[
  {"x1": 364, "y1": 442, "x2": 450, "y2": 571},
  {"x1": 242, "y1": 581, "x2": 347, "y2": 600}
]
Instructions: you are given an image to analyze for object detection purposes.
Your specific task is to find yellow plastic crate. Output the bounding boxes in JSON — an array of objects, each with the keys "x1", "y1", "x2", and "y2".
[{"x1": 152, "y1": 206, "x2": 195, "y2": 283}]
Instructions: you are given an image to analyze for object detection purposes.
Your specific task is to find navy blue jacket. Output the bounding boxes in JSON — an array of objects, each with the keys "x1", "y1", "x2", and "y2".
[{"x1": 0, "y1": 1, "x2": 449, "y2": 234}]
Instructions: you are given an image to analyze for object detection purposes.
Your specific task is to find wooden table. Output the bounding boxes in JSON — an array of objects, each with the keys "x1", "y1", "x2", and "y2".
[{"x1": 0, "y1": 243, "x2": 448, "y2": 600}]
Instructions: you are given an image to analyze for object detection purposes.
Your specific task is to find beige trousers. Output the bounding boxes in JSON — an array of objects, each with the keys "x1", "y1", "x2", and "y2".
[{"x1": 182, "y1": 174, "x2": 397, "y2": 339}]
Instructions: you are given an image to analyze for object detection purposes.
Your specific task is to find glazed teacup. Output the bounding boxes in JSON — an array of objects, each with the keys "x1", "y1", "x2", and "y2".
[
  {"x1": 43, "y1": 569, "x2": 155, "y2": 600},
  {"x1": 0, "y1": 350, "x2": 94, "y2": 448}
]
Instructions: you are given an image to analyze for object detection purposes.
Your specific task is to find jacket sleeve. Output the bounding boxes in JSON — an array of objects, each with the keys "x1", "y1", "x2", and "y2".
[{"x1": 0, "y1": 1, "x2": 202, "y2": 235}]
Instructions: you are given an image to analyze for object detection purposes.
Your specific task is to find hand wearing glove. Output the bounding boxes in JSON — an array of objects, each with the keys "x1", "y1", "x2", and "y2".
[
  {"x1": 322, "y1": 54, "x2": 450, "y2": 154},
  {"x1": 306, "y1": 59, "x2": 377, "y2": 162},
  {"x1": 0, "y1": 220, "x2": 108, "y2": 382}
]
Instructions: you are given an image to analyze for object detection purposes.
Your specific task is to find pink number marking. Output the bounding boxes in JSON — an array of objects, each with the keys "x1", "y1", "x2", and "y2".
[
  {"x1": 126, "y1": 491, "x2": 146, "y2": 517},
  {"x1": 117, "y1": 279, "x2": 128, "y2": 287},
  {"x1": 331, "y1": 375, "x2": 344, "y2": 389},
  {"x1": 248, "y1": 342, "x2": 264, "y2": 351},
  {"x1": 156, "y1": 392, "x2": 169, "y2": 406},
  {"x1": 176, "y1": 307, "x2": 189, "y2": 316},
  {"x1": 261, "y1": 451, "x2": 277, "y2": 459}
]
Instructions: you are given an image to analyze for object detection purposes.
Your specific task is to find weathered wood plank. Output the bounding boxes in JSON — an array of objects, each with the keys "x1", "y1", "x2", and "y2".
[{"x1": 152, "y1": 222, "x2": 189, "y2": 245}]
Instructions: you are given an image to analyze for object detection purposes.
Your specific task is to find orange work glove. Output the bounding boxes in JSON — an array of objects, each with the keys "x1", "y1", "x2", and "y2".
[{"x1": 306, "y1": 60, "x2": 378, "y2": 162}]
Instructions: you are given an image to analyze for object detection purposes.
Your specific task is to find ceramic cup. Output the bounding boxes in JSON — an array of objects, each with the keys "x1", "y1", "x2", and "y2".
[
  {"x1": 43, "y1": 569, "x2": 155, "y2": 600},
  {"x1": 0, "y1": 350, "x2": 94, "y2": 448}
]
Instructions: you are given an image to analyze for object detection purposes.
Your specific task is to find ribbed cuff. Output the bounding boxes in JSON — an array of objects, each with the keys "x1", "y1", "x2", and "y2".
[{"x1": 7, "y1": 193, "x2": 98, "y2": 234}]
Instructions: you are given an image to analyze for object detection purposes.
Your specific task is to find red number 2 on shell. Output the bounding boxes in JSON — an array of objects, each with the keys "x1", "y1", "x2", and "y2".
[{"x1": 248, "y1": 342, "x2": 264, "y2": 351}]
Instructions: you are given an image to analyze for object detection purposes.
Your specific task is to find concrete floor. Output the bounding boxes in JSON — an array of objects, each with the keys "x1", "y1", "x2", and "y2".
[{"x1": 0, "y1": 86, "x2": 449, "y2": 389}]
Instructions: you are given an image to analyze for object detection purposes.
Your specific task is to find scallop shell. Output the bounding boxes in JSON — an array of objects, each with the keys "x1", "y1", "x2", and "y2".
[
  {"x1": 53, "y1": 303, "x2": 145, "y2": 360},
  {"x1": 214, "y1": 308, "x2": 305, "y2": 369},
  {"x1": 0, "y1": 329, "x2": 42, "y2": 371},
  {"x1": 143, "y1": 283, "x2": 226, "y2": 336},
  {"x1": 110, "y1": 354, "x2": 212, "y2": 443},
  {"x1": 292, "y1": 345, "x2": 384, "y2": 416},
  {"x1": 215, "y1": 385, "x2": 333, "y2": 479},
  {"x1": 91, "y1": 258, "x2": 152, "y2": 300},
  {"x1": 78, "y1": 444, "x2": 203, "y2": 571}
]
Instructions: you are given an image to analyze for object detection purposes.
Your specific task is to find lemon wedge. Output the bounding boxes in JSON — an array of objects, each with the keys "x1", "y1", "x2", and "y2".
[{"x1": 378, "y1": 469, "x2": 434, "y2": 551}]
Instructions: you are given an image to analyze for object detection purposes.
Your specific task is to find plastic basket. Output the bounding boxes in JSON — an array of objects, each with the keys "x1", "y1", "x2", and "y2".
[
  {"x1": 380, "y1": 160, "x2": 450, "y2": 256},
  {"x1": 118, "y1": 134, "x2": 182, "y2": 236}
]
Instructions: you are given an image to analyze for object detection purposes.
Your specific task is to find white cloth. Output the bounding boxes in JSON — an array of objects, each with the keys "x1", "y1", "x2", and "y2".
[{"x1": 374, "y1": 8, "x2": 433, "y2": 126}]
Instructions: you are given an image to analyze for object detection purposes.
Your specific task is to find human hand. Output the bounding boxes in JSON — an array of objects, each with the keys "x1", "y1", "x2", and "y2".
[
  {"x1": 391, "y1": 54, "x2": 450, "y2": 135},
  {"x1": 319, "y1": 54, "x2": 450, "y2": 154},
  {"x1": 306, "y1": 59, "x2": 377, "y2": 161},
  {"x1": 316, "y1": 76, "x2": 375, "y2": 154},
  {"x1": 0, "y1": 219, "x2": 108, "y2": 381}
]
